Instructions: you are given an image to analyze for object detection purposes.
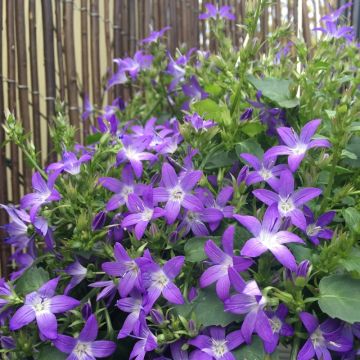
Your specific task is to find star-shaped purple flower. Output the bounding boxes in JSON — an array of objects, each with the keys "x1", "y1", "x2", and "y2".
[
  {"x1": 121, "y1": 188, "x2": 165, "y2": 240},
  {"x1": 184, "y1": 113, "x2": 216, "y2": 133},
  {"x1": 224, "y1": 268, "x2": 273, "y2": 344},
  {"x1": 98, "y1": 165, "x2": 145, "y2": 211},
  {"x1": 298, "y1": 312, "x2": 352, "y2": 360},
  {"x1": 141, "y1": 26, "x2": 171, "y2": 44},
  {"x1": 129, "y1": 324, "x2": 158, "y2": 360},
  {"x1": 53, "y1": 314, "x2": 116, "y2": 359},
  {"x1": 139, "y1": 251, "x2": 185, "y2": 306},
  {"x1": 266, "y1": 119, "x2": 331, "y2": 172},
  {"x1": 64, "y1": 260, "x2": 87, "y2": 294},
  {"x1": 20, "y1": 172, "x2": 61, "y2": 221},
  {"x1": 188, "y1": 326, "x2": 244, "y2": 360},
  {"x1": 199, "y1": 3, "x2": 236, "y2": 20},
  {"x1": 9, "y1": 277, "x2": 79, "y2": 339},
  {"x1": 234, "y1": 205, "x2": 304, "y2": 271},
  {"x1": 102, "y1": 242, "x2": 142, "y2": 297},
  {"x1": 153, "y1": 163, "x2": 203, "y2": 224},
  {"x1": 116, "y1": 136, "x2": 157, "y2": 178},
  {"x1": 200, "y1": 225, "x2": 253, "y2": 300},
  {"x1": 47, "y1": 151, "x2": 91, "y2": 176},
  {"x1": 252, "y1": 170, "x2": 322, "y2": 230},
  {"x1": 240, "y1": 152, "x2": 287, "y2": 190}
]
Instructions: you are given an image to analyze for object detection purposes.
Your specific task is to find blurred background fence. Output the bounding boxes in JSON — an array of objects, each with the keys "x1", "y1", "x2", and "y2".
[{"x1": 0, "y1": 0, "x2": 355, "y2": 277}]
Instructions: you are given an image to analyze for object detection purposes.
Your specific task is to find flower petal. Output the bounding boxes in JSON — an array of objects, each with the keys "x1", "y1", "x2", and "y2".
[
  {"x1": 162, "y1": 163, "x2": 178, "y2": 188},
  {"x1": 180, "y1": 170, "x2": 203, "y2": 191},
  {"x1": 53, "y1": 334, "x2": 76, "y2": 354},
  {"x1": 91, "y1": 340, "x2": 117, "y2": 357},
  {"x1": 163, "y1": 256, "x2": 184, "y2": 279},
  {"x1": 162, "y1": 282, "x2": 184, "y2": 304},
  {"x1": 9, "y1": 305, "x2": 35, "y2": 330},
  {"x1": 241, "y1": 238, "x2": 268, "y2": 257},
  {"x1": 300, "y1": 119, "x2": 321, "y2": 143},
  {"x1": 270, "y1": 245, "x2": 297, "y2": 271},
  {"x1": 50, "y1": 295, "x2": 80, "y2": 313},
  {"x1": 233, "y1": 215, "x2": 261, "y2": 237},
  {"x1": 79, "y1": 314, "x2": 98, "y2": 342},
  {"x1": 36, "y1": 311, "x2": 58, "y2": 339}
]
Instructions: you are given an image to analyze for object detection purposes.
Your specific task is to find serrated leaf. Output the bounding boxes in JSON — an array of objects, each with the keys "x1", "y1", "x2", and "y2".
[
  {"x1": 240, "y1": 122, "x2": 265, "y2": 137},
  {"x1": 184, "y1": 236, "x2": 221, "y2": 262},
  {"x1": 15, "y1": 267, "x2": 49, "y2": 296},
  {"x1": 318, "y1": 274, "x2": 360, "y2": 324},
  {"x1": 175, "y1": 288, "x2": 235, "y2": 327},
  {"x1": 342, "y1": 207, "x2": 360, "y2": 234},
  {"x1": 247, "y1": 75, "x2": 299, "y2": 108}
]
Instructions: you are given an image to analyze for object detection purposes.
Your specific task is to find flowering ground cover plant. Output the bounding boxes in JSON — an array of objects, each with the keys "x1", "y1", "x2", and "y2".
[{"x1": 1, "y1": 1, "x2": 360, "y2": 359}]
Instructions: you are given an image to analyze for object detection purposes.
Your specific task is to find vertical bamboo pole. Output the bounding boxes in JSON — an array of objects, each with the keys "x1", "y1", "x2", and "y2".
[
  {"x1": 104, "y1": 1, "x2": 113, "y2": 103},
  {"x1": 41, "y1": 0, "x2": 56, "y2": 161},
  {"x1": 261, "y1": 4, "x2": 269, "y2": 52},
  {"x1": 113, "y1": 0, "x2": 123, "y2": 100},
  {"x1": 303, "y1": 0, "x2": 312, "y2": 46},
  {"x1": 81, "y1": 0, "x2": 90, "y2": 137},
  {"x1": 122, "y1": 0, "x2": 130, "y2": 100},
  {"x1": 0, "y1": 0, "x2": 10, "y2": 278},
  {"x1": 55, "y1": 0, "x2": 65, "y2": 101},
  {"x1": 90, "y1": 0, "x2": 101, "y2": 106},
  {"x1": 15, "y1": 0, "x2": 32, "y2": 194},
  {"x1": 29, "y1": 0, "x2": 41, "y2": 161},
  {"x1": 275, "y1": 0, "x2": 282, "y2": 28},
  {"x1": 63, "y1": 0, "x2": 80, "y2": 141}
]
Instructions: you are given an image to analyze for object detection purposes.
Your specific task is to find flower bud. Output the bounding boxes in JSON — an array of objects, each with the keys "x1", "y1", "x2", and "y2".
[
  {"x1": 240, "y1": 108, "x2": 253, "y2": 121},
  {"x1": 150, "y1": 309, "x2": 164, "y2": 325},
  {"x1": 92, "y1": 211, "x2": 106, "y2": 231}
]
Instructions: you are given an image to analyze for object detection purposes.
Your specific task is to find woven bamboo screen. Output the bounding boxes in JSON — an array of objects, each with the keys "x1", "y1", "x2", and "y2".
[{"x1": 0, "y1": 0, "x2": 341, "y2": 277}]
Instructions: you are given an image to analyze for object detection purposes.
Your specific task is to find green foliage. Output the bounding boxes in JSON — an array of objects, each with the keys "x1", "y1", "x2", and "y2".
[
  {"x1": 15, "y1": 267, "x2": 49, "y2": 296},
  {"x1": 318, "y1": 274, "x2": 360, "y2": 323}
]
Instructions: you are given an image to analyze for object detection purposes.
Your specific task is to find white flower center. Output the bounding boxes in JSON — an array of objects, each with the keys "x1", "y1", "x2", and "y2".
[
  {"x1": 278, "y1": 197, "x2": 295, "y2": 216},
  {"x1": 310, "y1": 328, "x2": 325, "y2": 348},
  {"x1": 141, "y1": 207, "x2": 154, "y2": 221},
  {"x1": 291, "y1": 143, "x2": 307, "y2": 155},
  {"x1": 32, "y1": 296, "x2": 51, "y2": 313},
  {"x1": 306, "y1": 224, "x2": 321, "y2": 237},
  {"x1": 259, "y1": 231, "x2": 276, "y2": 248},
  {"x1": 121, "y1": 185, "x2": 134, "y2": 199},
  {"x1": 259, "y1": 167, "x2": 273, "y2": 180},
  {"x1": 124, "y1": 147, "x2": 139, "y2": 161},
  {"x1": 73, "y1": 342, "x2": 93, "y2": 359},
  {"x1": 152, "y1": 271, "x2": 169, "y2": 288},
  {"x1": 211, "y1": 339, "x2": 228, "y2": 359},
  {"x1": 270, "y1": 316, "x2": 282, "y2": 333},
  {"x1": 169, "y1": 186, "x2": 185, "y2": 202}
]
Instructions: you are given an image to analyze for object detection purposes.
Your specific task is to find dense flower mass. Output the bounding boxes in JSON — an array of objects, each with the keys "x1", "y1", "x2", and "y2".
[{"x1": 1, "y1": 1, "x2": 360, "y2": 360}]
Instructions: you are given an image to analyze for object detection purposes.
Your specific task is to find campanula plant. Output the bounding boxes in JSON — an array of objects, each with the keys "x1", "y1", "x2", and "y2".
[{"x1": 1, "y1": 1, "x2": 360, "y2": 359}]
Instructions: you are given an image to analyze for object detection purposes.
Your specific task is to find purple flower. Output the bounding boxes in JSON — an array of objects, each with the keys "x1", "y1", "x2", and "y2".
[
  {"x1": 53, "y1": 314, "x2": 116, "y2": 359},
  {"x1": 129, "y1": 324, "x2": 157, "y2": 360},
  {"x1": 240, "y1": 108, "x2": 253, "y2": 121},
  {"x1": 200, "y1": 225, "x2": 253, "y2": 300},
  {"x1": 184, "y1": 113, "x2": 216, "y2": 133},
  {"x1": 116, "y1": 136, "x2": 157, "y2": 178},
  {"x1": 188, "y1": 326, "x2": 244, "y2": 360},
  {"x1": 9, "y1": 277, "x2": 79, "y2": 339},
  {"x1": 285, "y1": 259, "x2": 312, "y2": 287},
  {"x1": 47, "y1": 151, "x2": 91, "y2": 176},
  {"x1": 263, "y1": 304, "x2": 294, "y2": 353},
  {"x1": 199, "y1": 3, "x2": 236, "y2": 21},
  {"x1": 247, "y1": 91, "x2": 286, "y2": 136},
  {"x1": 274, "y1": 42, "x2": 293, "y2": 65},
  {"x1": 99, "y1": 165, "x2": 145, "y2": 211},
  {"x1": 64, "y1": 260, "x2": 87, "y2": 294},
  {"x1": 314, "y1": 22, "x2": 355, "y2": 42},
  {"x1": 122, "y1": 188, "x2": 165, "y2": 240},
  {"x1": 224, "y1": 268, "x2": 273, "y2": 344},
  {"x1": 252, "y1": 170, "x2": 322, "y2": 230},
  {"x1": 298, "y1": 312, "x2": 352, "y2": 360},
  {"x1": 240, "y1": 152, "x2": 287, "y2": 190},
  {"x1": 302, "y1": 206, "x2": 335, "y2": 245},
  {"x1": 121, "y1": 51, "x2": 153, "y2": 79},
  {"x1": 0, "y1": 278, "x2": 13, "y2": 315},
  {"x1": 102, "y1": 243, "x2": 142, "y2": 297},
  {"x1": 154, "y1": 163, "x2": 203, "y2": 224},
  {"x1": 141, "y1": 26, "x2": 171, "y2": 44},
  {"x1": 237, "y1": 165, "x2": 248, "y2": 185},
  {"x1": 177, "y1": 208, "x2": 223, "y2": 237},
  {"x1": 182, "y1": 76, "x2": 208, "y2": 110},
  {"x1": 82, "y1": 95, "x2": 94, "y2": 120},
  {"x1": 88, "y1": 280, "x2": 117, "y2": 303},
  {"x1": 107, "y1": 59, "x2": 128, "y2": 89},
  {"x1": 116, "y1": 290, "x2": 150, "y2": 339},
  {"x1": 234, "y1": 205, "x2": 304, "y2": 271},
  {"x1": 266, "y1": 119, "x2": 331, "y2": 172},
  {"x1": 139, "y1": 252, "x2": 185, "y2": 306},
  {"x1": 321, "y1": 2, "x2": 353, "y2": 23},
  {"x1": 91, "y1": 211, "x2": 106, "y2": 231},
  {"x1": 20, "y1": 172, "x2": 61, "y2": 221}
]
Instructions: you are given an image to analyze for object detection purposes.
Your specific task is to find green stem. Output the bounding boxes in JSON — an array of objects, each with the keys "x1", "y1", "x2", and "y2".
[{"x1": 290, "y1": 324, "x2": 301, "y2": 360}]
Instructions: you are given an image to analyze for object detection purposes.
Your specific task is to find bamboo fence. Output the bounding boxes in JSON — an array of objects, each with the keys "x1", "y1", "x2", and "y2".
[{"x1": 0, "y1": 0, "x2": 347, "y2": 277}]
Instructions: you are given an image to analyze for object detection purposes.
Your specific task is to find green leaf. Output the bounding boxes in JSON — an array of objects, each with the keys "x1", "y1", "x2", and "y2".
[
  {"x1": 184, "y1": 236, "x2": 221, "y2": 262},
  {"x1": 240, "y1": 122, "x2": 265, "y2": 137},
  {"x1": 233, "y1": 337, "x2": 270, "y2": 360},
  {"x1": 342, "y1": 207, "x2": 360, "y2": 234},
  {"x1": 204, "y1": 83, "x2": 223, "y2": 97},
  {"x1": 339, "y1": 249, "x2": 360, "y2": 274},
  {"x1": 192, "y1": 99, "x2": 231, "y2": 126},
  {"x1": 175, "y1": 288, "x2": 235, "y2": 327},
  {"x1": 36, "y1": 345, "x2": 67, "y2": 360},
  {"x1": 15, "y1": 266, "x2": 50, "y2": 296},
  {"x1": 236, "y1": 139, "x2": 263, "y2": 159},
  {"x1": 247, "y1": 75, "x2": 299, "y2": 108},
  {"x1": 342, "y1": 136, "x2": 360, "y2": 168},
  {"x1": 85, "y1": 132, "x2": 102, "y2": 145},
  {"x1": 318, "y1": 274, "x2": 360, "y2": 323},
  {"x1": 204, "y1": 150, "x2": 238, "y2": 170},
  {"x1": 287, "y1": 243, "x2": 313, "y2": 262}
]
